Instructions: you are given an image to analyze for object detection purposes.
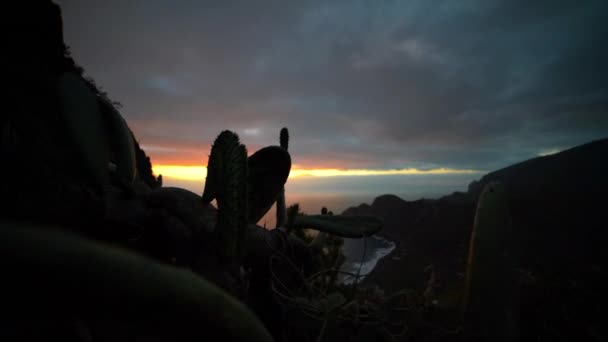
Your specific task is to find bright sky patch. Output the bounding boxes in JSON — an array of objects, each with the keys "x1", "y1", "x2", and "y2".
[{"x1": 153, "y1": 165, "x2": 483, "y2": 181}]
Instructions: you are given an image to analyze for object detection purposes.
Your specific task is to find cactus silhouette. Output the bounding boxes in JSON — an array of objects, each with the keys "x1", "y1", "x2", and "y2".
[
  {"x1": 247, "y1": 146, "x2": 291, "y2": 224},
  {"x1": 98, "y1": 97, "x2": 136, "y2": 184},
  {"x1": 276, "y1": 128, "x2": 289, "y2": 228},
  {"x1": 57, "y1": 72, "x2": 111, "y2": 193},
  {"x1": 202, "y1": 131, "x2": 248, "y2": 261},
  {"x1": 0, "y1": 219, "x2": 273, "y2": 342},
  {"x1": 464, "y1": 181, "x2": 519, "y2": 342},
  {"x1": 293, "y1": 214, "x2": 382, "y2": 238},
  {"x1": 280, "y1": 127, "x2": 289, "y2": 151},
  {"x1": 57, "y1": 72, "x2": 146, "y2": 195}
]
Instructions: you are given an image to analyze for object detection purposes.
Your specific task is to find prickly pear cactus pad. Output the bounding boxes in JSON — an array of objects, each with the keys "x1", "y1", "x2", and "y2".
[
  {"x1": 464, "y1": 181, "x2": 518, "y2": 342},
  {"x1": 97, "y1": 98, "x2": 136, "y2": 184},
  {"x1": 294, "y1": 214, "x2": 383, "y2": 238},
  {"x1": 0, "y1": 219, "x2": 274, "y2": 342},
  {"x1": 276, "y1": 127, "x2": 289, "y2": 228},
  {"x1": 465, "y1": 181, "x2": 512, "y2": 304},
  {"x1": 57, "y1": 72, "x2": 111, "y2": 192},
  {"x1": 247, "y1": 146, "x2": 291, "y2": 224}
]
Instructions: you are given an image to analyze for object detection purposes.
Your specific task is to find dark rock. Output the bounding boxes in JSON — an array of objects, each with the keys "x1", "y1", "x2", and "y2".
[
  {"x1": 346, "y1": 138, "x2": 608, "y2": 292},
  {"x1": 342, "y1": 139, "x2": 608, "y2": 340}
]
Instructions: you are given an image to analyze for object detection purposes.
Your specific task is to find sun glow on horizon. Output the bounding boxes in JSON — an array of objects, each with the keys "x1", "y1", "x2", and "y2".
[
  {"x1": 538, "y1": 148, "x2": 562, "y2": 156},
  {"x1": 289, "y1": 168, "x2": 482, "y2": 177},
  {"x1": 153, "y1": 165, "x2": 207, "y2": 181},
  {"x1": 152, "y1": 165, "x2": 484, "y2": 181}
]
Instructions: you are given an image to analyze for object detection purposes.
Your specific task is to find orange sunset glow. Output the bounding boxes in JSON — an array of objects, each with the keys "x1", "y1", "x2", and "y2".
[
  {"x1": 152, "y1": 164, "x2": 483, "y2": 181},
  {"x1": 8, "y1": 2, "x2": 606, "y2": 339}
]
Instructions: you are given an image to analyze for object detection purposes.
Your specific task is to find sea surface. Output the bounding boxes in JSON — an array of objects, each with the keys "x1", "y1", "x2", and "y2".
[
  {"x1": 339, "y1": 235, "x2": 396, "y2": 285},
  {"x1": 161, "y1": 173, "x2": 477, "y2": 278}
]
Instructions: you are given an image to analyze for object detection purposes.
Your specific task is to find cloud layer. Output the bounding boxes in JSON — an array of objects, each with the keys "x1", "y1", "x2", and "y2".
[{"x1": 58, "y1": 0, "x2": 608, "y2": 171}]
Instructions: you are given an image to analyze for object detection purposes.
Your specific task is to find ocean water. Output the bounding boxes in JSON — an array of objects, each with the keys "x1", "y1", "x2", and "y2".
[
  {"x1": 160, "y1": 173, "x2": 477, "y2": 279},
  {"x1": 256, "y1": 194, "x2": 374, "y2": 229},
  {"x1": 339, "y1": 235, "x2": 396, "y2": 285}
]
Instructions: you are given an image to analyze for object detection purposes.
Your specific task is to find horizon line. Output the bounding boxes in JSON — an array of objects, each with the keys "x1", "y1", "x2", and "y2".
[{"x1": 152, "y1": 165, "x2": 485, "y2": 181}]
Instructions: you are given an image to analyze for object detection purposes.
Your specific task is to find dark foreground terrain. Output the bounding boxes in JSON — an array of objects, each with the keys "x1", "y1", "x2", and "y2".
[
  {"x1": 344, "y1": 138, "x2": 608, "y2": 341},
  {"x1": 3, "y1": 1, "x2": 607, "y2": 341}
]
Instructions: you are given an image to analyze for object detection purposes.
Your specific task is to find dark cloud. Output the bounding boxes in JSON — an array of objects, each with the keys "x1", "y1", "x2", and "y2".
[{"x1": 57, "y1": 0, "x2": 608, "y2": 170}]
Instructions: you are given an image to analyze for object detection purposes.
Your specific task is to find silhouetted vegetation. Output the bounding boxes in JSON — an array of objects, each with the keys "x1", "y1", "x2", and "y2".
[{"x1": 3, "y1": 2, "x2": 606, "y2": 341}]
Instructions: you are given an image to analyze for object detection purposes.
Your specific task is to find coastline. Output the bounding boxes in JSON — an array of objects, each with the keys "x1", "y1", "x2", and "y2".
[{"x1": 339, "y1": 235, "x2": 396, "y2": 285}]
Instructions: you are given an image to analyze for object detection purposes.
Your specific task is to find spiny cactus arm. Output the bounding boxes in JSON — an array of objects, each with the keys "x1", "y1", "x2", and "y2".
[
  {"x1": 0, "y1": 220, "x2": 273, "y2": 342},
  {"x1": 275, "y1": 128, "x2": 289, "y2": 228},
  {"x1": 202, "y1": 130, "x2": 239, "y2": 203},
  {"x1": 279, "y1": 127, "x2": 289, "y2": 151},
  {"x1": 293, "y1": 215, "x2": 382, "y2": 238},
  {"x1": 204, "y1": 131, "x2": 248, "y2": 261},
  {"x1": 97, "y1": 97, "x2": 136, "y2": 183},
  {"x1": 57, "y1": 72, "x2": 110, "y2": 192}
]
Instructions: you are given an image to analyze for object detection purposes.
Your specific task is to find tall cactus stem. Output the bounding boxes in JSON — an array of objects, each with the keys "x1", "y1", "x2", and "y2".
[
  {"x1": 203, "y1": 131, "x2": 248, "y2": 261},
  {"x1": 276, "y1": 127, "x2": 289, "y2": 228}
]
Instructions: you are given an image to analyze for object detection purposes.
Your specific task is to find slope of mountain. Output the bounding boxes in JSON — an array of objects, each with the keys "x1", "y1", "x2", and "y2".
[
  {"x1": 342, "y1": 139, "x2": 608, "y2": 339},
  {"x1": 467, "y1": 138, "x2": 608, "y2": 199}
]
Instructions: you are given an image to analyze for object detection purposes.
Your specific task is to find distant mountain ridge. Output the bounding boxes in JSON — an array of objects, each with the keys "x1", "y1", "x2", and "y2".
[
  {"x1": 467, "y1": 138, "x2": 608, "y2": 199},
  {"x1": 342, "y1": 138, "x2": 608, "y2": 295}
]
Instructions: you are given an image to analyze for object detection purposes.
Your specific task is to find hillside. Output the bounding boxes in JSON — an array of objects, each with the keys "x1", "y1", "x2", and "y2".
[
  {"x1": 343, "y1": 138, "x2": 608, "y2": 340},
  {"x1": 467, "y1": 138, "x2": 608, "y2": 198}
]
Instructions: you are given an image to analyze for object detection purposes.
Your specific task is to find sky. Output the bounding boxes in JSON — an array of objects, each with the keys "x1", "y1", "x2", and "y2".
[{"x1": 56, "y1": 0, "x2": 608, "y2": 201}]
